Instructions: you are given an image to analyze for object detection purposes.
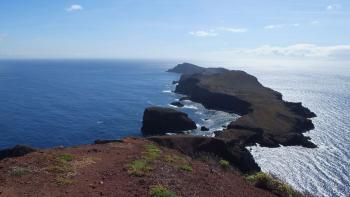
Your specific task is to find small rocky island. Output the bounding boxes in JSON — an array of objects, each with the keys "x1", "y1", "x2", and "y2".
[
  {"x1": 141, "y1": 107, "x2": 197, "y2": 135},
  {"x1": 168, "y1": 63, "x2": 317, "y2": 148}
]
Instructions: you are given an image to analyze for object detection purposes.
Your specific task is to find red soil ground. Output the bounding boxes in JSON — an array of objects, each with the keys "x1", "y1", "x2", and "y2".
[{"x1": 0, "y1": 138, "x2": 276, "y2": 197}]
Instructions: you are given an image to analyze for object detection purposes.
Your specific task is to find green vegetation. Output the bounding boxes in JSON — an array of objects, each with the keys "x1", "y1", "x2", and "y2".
[
  {"x1": 129, "y1": 143, "x2": 193, "y2": 176},
  {"x1": 165, "y1": 153, "x2": 192, "y2": 173},
  {"x1": 164, "y1": 154, "x2": 186, "y2": 163},
  {"x1": 149, "y1": 185, "x2": 178, "y2": 197},
  {"x1": 219, "y1": 159, "x2": 230, "y2": 169},
  {"x1": 246, "y1": 172, "x2": 304, "y2": 197},
  {"x1": 47, "y1": 153, "x2": 75, "y2": 174},
  {"x1": 143, "y1": 144, "x2": 162, "y2": 161},
  {"x1": 57, "y1": 153, "x2": 74, "y2": 162},
  {"x1": 178, "y1": 164, "x2": 193, "y2": 172},
  {"x1": 10, "y1": 166, "x2": 29, "y2": 177},
  {"x1": 46, "y1": 153, "x2": 75, "y2": 185},
  {"x1": 128, "y1": 159, "x2": 152, "y2": 176},
  {"x1": 128, "y1": 143, "x2": 161, "y2": 176},
  {"x1": 55, "y1": 176, "x2": 74, "y2": 185}
]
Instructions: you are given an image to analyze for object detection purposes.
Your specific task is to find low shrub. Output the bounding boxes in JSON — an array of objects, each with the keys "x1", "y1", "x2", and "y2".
[
  {"x1": 178, "y1": 164, "x2": 193, "y2": 172},
  {"x1": 149, "y1": 185, "x2": 178, "y2": 197},
  {"x1": 10, "y1": 166, "x2": 28, "y2": 177},
  {"x1": 246, "y1": 172, "x2": 304, "y2": 197},
  {"x1": 57, "y1": 153, "x2": 74, "y2": 162},
  {"x1": 46, "y1": 153, "x2": 75, "y2": 185},
  {"x1": 128, "y1": 159, "x2": 151, "y2": 176},
  {"x1": 143, "y1": 144, "x2": 161, "y2": 161},
  {"x1": 219, "y1": 159, "x2": 229, "y2": 169}
]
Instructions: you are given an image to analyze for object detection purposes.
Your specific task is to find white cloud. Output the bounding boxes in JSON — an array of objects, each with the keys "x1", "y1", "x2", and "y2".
[
  {"x1": 264, "y1": 23, "x2": 300, "y2": 30},
  {"x1": 264, "y1": 24, "x2": 284, "y2": 29},
  {"x1": 221, "y1": 27, "x2": 248, "y2": 33},
  {"x1": 227, "y1": 44, "x2": 350, "y2": 59},
  {"x1": 66, "y1": 4, "x2": 83, "y2": 12},
  {"x1": 189, "y1": 30, "x2": 218, "y2": 37},
  {"x1": 311, "y1": 20, "x2": 320, "y2": 25},
  {"x1": 326, "y1": 4, "x2": 341, "y2": 10}
]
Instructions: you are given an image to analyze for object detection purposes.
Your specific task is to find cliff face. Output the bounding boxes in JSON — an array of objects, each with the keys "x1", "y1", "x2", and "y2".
[{"x1": 171, "y1": 64, "x2": 317, "y2": 148}]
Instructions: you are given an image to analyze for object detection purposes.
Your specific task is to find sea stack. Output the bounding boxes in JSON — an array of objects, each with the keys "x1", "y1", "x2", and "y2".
[{"x1": 141, "y1": 107, "x2": 197, "y2": 135}]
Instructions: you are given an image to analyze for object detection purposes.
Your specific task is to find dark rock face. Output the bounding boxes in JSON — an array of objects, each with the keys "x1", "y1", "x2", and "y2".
[
  {"x1": 200, "y1": 126, "x2": 209, "y2": 131},
  {"x1": 0, "y1": 145, "x2": 36, "y2": 160},
  {"x1": 170, "y1": 101, "x2": 184, "y2": 107},
  {"x1": 141, "y1": 107, "x2": 197, "y2": 135},
  {"x1": 170, "y1": 63, "x2": 317, "y2": 148},
  {"x1": 175, "y1": 74, "x2": 252, "y2": 115},
  {"x1": 148, "y1": 135, "x2": 260, "y2": 174}
]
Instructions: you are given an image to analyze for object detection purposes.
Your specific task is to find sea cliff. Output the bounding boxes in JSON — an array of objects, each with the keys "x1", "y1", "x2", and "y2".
[{"x1": 169, "y1": 63, "x2": 317, "y2": 148}]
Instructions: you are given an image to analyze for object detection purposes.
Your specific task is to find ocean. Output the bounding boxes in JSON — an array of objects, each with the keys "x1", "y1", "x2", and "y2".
[{"x1": 0, "y1": 59, "x2": 349, "y2": 196}]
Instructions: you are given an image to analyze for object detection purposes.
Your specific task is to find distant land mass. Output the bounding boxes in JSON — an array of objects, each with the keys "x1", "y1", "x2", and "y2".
[{"x1": 169, "y1": 63, "x2": 317, "y2": 148}]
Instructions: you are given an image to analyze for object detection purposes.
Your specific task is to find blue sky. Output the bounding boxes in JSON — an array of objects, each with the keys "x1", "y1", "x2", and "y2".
[{"x1": 0, "y1": 0, "x2": 349, "y2": 66}]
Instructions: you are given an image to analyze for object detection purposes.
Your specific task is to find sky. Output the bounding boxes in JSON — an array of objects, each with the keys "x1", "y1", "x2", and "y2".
[{"x1": 0, "y1": 0, "x2": 350, "y2": 67}]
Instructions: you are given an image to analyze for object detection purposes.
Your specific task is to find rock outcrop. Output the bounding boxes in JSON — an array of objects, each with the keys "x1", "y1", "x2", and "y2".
[
  {"x1": 169, "y1": 63, "x2": 317, "y2": 148},
  {"x1": 141, "y1": 107, "x2": 197, "y2": 135},
  {"x1": 148, "y1": 135, "x2": 260, "y2": 173},
  {"x1": 0, "y1": 145, "x2": 36, "y2": 160},
  {"x1": 200, "y1": 126, "x2": 209, "y2": 131}
]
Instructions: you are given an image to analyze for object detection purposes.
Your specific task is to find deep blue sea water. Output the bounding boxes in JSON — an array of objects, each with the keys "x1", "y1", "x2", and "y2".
[
  {"x1": 0, "y1": 59, "x2": 235, "y2": 149},
  {"x1": 0, "y1": 60, "x2": 349, "y2": 196}
]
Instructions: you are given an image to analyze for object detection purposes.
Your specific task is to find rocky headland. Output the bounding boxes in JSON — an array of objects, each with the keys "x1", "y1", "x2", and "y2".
[{"x1": 169, "y1": 63, "x2": 317, "y2": 148}]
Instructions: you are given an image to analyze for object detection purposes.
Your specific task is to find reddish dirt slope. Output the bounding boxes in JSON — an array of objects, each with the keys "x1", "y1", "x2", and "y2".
[{"x1": 0, "y1": 138, "x2": 276, "y2": 197}]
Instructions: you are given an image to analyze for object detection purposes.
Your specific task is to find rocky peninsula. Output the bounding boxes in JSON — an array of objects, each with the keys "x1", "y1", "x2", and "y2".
[{"x1": 168, "y1": 63, "x2": 317, "y2": 148}]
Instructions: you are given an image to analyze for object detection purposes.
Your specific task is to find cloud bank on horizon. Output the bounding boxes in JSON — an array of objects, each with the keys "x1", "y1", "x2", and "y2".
[{"x1": 0, "y1": 0, "x2": 349, "y2": 67}]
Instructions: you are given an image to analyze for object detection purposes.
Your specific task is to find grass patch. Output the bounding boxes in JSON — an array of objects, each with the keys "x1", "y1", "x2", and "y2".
[
  {"x1": 164, "y1": 154, "x2": 186, "y2": 163},
  {"x1": 57, "y1": 153, "x2": 74, "y2": 162},
  {"x1": 219, "y1": 159, "x2": 230, "y2": 169},
  {"x1": 246, "y1": 172, "x2": 304, "y2": 197},
  {"x1": 55, "y1": 176, "x2": 73, "y2": 185},
  {"x1": 164, "y1": 153, "x2": 193, "y2": 173},
  {"x1": 128, "y1": 159, "x2": 152, "y2": 176},
  {"x1": 46, "y1": 153, "x2": 75, "y2": 185},
  {"x1": 178, "y1": 164, "x2": 193, "y2": 172},
  {"x1": 143, "y1": 144, "x2": 162, "y2": 161},
  {"x1": 149, "y1": 185, "x2": 178, "y2": 197},
  {"x1": 10, "y1": 166, "x2": 29, "y2": 177},
  {"x1": 128, "y1": 143, "x2": 162, "y2": 176}
]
